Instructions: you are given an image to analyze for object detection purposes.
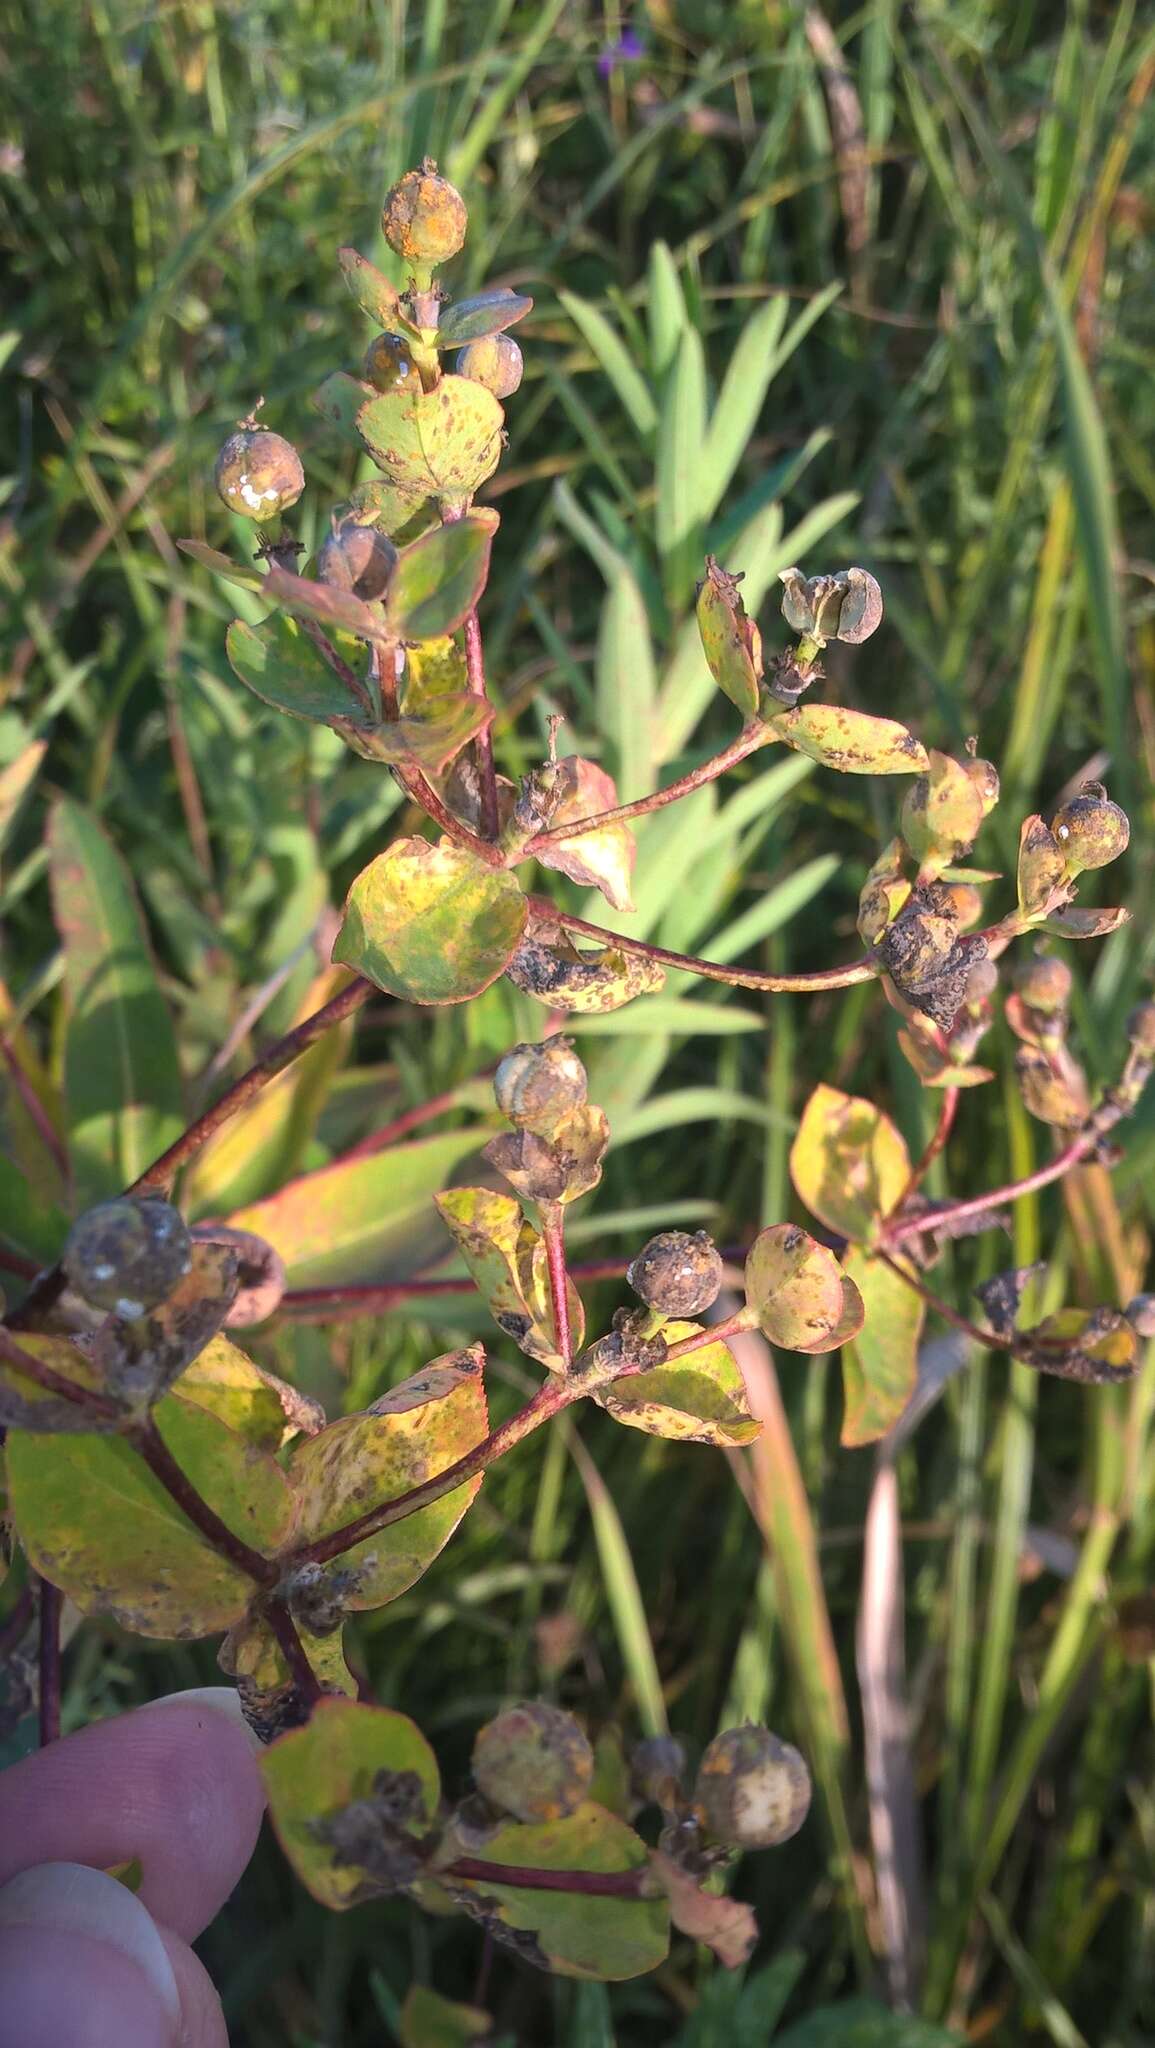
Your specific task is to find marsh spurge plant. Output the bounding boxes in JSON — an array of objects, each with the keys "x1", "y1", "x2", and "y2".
[{"x1": 0, "y1": 159, "x2": 1147, "y2": 1984}]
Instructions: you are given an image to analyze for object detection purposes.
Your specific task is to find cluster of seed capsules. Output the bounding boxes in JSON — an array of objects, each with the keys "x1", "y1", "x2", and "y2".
[{"x1": 210, "y1": 161, "x2": 521, "y2": 591}]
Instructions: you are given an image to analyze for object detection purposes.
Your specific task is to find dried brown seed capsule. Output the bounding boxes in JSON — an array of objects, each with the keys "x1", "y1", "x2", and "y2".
[
  {"x1": 965, "y1": 755, "x2": 1001, "y2": 815},
  {"x1": 316, "y1": 523, "x2": 398, "y2": 601},
  {"x1": 472, "y1": 1702, "x2": 594, "y2": 1823},
  {"x1": 456, "y1": 334, "x2": 523, "y2": 398},
  {"x1": 1014, "y1": 953, "x2": 1072, "y2": 1016},
  {"x1": 627, "y1": 1230, "x2": 723, "y2": 1317},
  {"x1": 1050, "y1": 783, "x2": 1130, "y2": 872},
  {"x1": 1126, "y1": 1000, "x2": 1155, "y2": 1058},
  {"x1": 1125, "y1": 1294, "x2": 1155, "y2": 1339},
  {"x1": 362, "y1": 331, "x2": 417, "y2": 394},
  {"x1": 778, "y1": 566, "x2": 883, "y2": 646},
  {"x1": 214, "y1": 428, "x2": 304, "y2": 520},
  {"x1": 382, "y1": 158, "x2": 467, "y2": 266},
  {"x1": 493, "y1": 1036, "x2": 588, "y2": 1136},
  {"x1": 694, "y1": 1724, "x2": 812, "y2": 1849},
  {"x1": 63, "y1": 1197, "x2": 192, "y2": 1317}
]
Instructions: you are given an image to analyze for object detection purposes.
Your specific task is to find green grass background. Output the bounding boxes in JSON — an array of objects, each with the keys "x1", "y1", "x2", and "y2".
[{"x1": 3, "y1": 1, "x2": 1155, "y2": 2042}]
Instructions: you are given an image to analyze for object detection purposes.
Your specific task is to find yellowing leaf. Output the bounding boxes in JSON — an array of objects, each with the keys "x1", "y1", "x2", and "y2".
[
  {"x1": 649, "y1": 1851, "x2": 758, "y2": 1967},
  {"x1": 790, "y1": 1083, "x2": 911, "y2": 1244},
  {"x1": 441, "y1": 1803, "x2": 668, "y2": 1979},
  {"x1": 768, "y1": 705, "x2": 927, "y2": 775},
  {"x1": 357, "y1": 376, "x2": 504, "y2": 507},
  {"x1": 288, "y1": 1349, "x2": 489, "y2": 1608},
  {"x1": 219, "y1": 1604, "x2": 356, "y2": 1697},
  {"x1": 506, "y1": 934, "x2": 665, "y2": 1013},
  {"x1": 434, "y1": 1187, "x2": 581, "y2": 1369},
  {"x1": 342, "y1": 698, "x2": 495, "y2": 776},
  {"x1": 594, "y1": 1320, "x2": 759, "y2": 1445},
  {"x1": 334, "y1": 838, "x2": 528, "y2": 1005},
  {"x1": 900, "y1": 751, "x2": 985, "y2": 871},
  {"x1": 178, "y1": 1334, "x2": 313, "y2": 1452},
  {"x1": 696, "y1": 558, "x2": 762, "y2": 720},
  {"x1": 6, "y1": 1394, "x2": 293, "y2": 1637},
  {"x1": 533, "y1": 759, "x2": 636, "y2": 912},
  {"x1": 262, "y1": 1698, "x2": 440, "y2": 1909},
  {"x1": 840, "y1": 1246, "x2": 925, "y2": 1447},
  {"x1": 1017, "y1": 815, "x2": 1068, "y2": 918},
  {"x1": 399, "y1": 1985, "x2": 493, "y2": 2046},
  {"x1": 745, "y1": 1225, "x2": 864, "y2": 1354}
]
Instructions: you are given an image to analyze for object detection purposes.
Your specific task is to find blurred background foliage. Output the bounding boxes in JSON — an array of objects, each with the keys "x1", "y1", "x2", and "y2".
[{"x1": 2, "y1": 1, "x2": 1155, "y2": 2042}]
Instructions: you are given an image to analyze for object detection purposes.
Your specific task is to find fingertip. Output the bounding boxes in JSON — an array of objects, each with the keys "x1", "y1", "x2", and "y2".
[{"x1": 0, "y1": 1863, "x2": 180, "y2": 2048}]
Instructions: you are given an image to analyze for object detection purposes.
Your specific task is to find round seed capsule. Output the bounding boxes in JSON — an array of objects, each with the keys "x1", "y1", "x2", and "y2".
[
  {"x1": 63, "y1": 1197, "x2": 192, "y2": 1317},
  {"x1": 627, "y1": 1230, "x2": 723, "y2": 1318},
  {"x1": 456, "y1": 334, "x2": 523, "y2": 399},
  {"x1": 382, "y1": 160, "x2": 467, "y2": 266},
  {"x1": 214, "y1": 428, "x2": 304, "y2": 520},
  {"x1": 316, "y1": 523, "x2": 397, "y2": 601},
  {"x1": 363, "y1": 331, "x2": 417, "y2": 394},
  {"x1": 1014, "y1": 953, "x2": 1072, "y2": 1016},
  {"x1": 493, "y1": 1037, "x2": 588, "y2": 1136},
  {"x1": 694, "y1": 1725, "x2": 812, "y2": 1849},
  {"x1": 1050, "y1": 784, "x2": 1130, "y2": 872},
  {"x1": 472, "y1": 1702, "x2": 594, "y2": 1823}
]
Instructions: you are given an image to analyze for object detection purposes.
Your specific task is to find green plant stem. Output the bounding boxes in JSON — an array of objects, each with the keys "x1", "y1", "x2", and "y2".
[
  {"x1": 441, "y1": 1855, "x2": 651, "y2": 1898},
  {"x1": 523, "y1": 724, "x2": 773, "y2": 852},
  {"x1": 127, "y1": 1416, "x2": 278, "y2": 1585},
  {"x1": 265, "y1": 1598, "x2": 325, "y2": 1702},
  {"x1": 540, "y1": 1202, "x2": 573, "y2": 1364},
  {"x1": 0, "y1": 1327, "x2": 122, "y2": 1422},
  {"x1": 534, "y1": 901, "x2": 877, "y2": 995},
  {"x1": 292, "y1": 1374, "x2": 588, "y2": 1568},
  {"x1": 38, "y1": 1579, "x2": 62, "y2": 1745}
]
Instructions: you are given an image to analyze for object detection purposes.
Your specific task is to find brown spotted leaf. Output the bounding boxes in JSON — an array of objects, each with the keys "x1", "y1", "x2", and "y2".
[
  {"x1": 433, "y1": 1187, "x2": 582, "y2": 1370},
  {"x1": 593, "y1": 1321, "x2": 759, "y2": 1446},
  {"x1": 1042, "y1": 904, "x2": 1130, "y2": 939},
  {"x1": 483, "y1": 1104, "x2": 610, "y2": 1207},
  {"x1": 505, "y1": 934, "x2": 665, "y2": 1014},
  {"x1": 1017, "y1": 815, "x2": 1069, "y2": 919},
  {"x1": 287, "y1": 1349, "x2": 489, "y2": 1608},
  {"x1": 262, "y1": 1698, "x2": 441, "y2": 1909},
  {"x1": 767, "y1": 704, "x2": 927, "y2": 775},
  {"x1": 900, "y1": 751, "x2": 986, "y2": 872},
  {"x1": 357, "y1": 376, "x2": 504, "y2": 507},
  {"x1": 696, "y1": 558, "x2": 762, "y2": 720},
  {"x1": 333, "y1": 838, "x2": 528, "y2": 1004}
]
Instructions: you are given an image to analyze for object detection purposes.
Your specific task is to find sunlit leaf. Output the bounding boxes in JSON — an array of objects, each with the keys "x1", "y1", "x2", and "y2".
[
  {"x1": 6, "y1": 1393, "x2": 293, "y2": 1637},
  {"x1": 1017, "y1": 815, "x2": 1068, "y2": 918},
  {"x1": 357, "y1": 377, "x2": 504, "y2": 507},
  {"x1": 767, "y1": 705, "x2": 927, "y2": 775},
  {"x1": 1041, "y1": 903, "x2": 1129, "y2": 938},
  {"x1": 288, "y1": 1349, "x2": 489, "y2": 1607},
  {"x1": 533, "y1": 759, "x2": 636, "y2": 912},
  {"x1": 900, "y1": 751, "x2": 986, "y2": 870},
  {"x1": 386, "y1": 512, "x2": 498, "y2": 641},
  {"x1": 594, "y1": 1321, "x2": 759, "y2": 1445},
  {"x1": 262, "y1": 1698, "x2": 440, "y2": 1909},
  {"x1": 745, "y1": 1225, "x2": 864, "y2": 1354},
  {"x1": 790, "y1": 1084, "x2": 911, "y2": 1244},
  {"x1": 696, "y1": 558, "x2": 762, "y2": 720},
  {"x1": 438, "y1": 287, "x2": 533, "y2": 347},
  {"x1": 505, "y1": 934, "x2": 665, "y2": 1014},
  {"x1": 337, "y1": 246, "x2": 403, "y2": 327},
  {"x1": 434, "y1": 1187, "x2": 581, "y2": 1369},
  {"x1": 334, "y1": 838, "x2": 528, "y2": 1005}
]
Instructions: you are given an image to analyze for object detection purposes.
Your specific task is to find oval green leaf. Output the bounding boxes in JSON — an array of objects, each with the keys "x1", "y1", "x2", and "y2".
[
  {"x1": 768, "y1": 705, "x2": 927, "y2": 775},
  {"x1": 357, "y1": 377, "x2": 504, "y2": 505},
  {"x1": 262, "y1": 1697, "x2": 440, "y2": 1909},
  {"x1": 337, "y1": 247, "x2": 403, "y2": 327},
  {"x1": 386, "y1": 512, "x2": 498, "y2": 641},
  {"x1": 438, "y1": 287, "x2": 533, "y2": 348},
  {"x1": 226, "y1": 612, "x2": 370, "y2": 725},
  {"x1": 790, "y1": 1083, "x2": 911, "y2": 1244},
  {"x1": 333, "y1": 837, "x2": 528, "y2": 1005},
  {"x1": 594, "y1": 1320, "x2": 759, "y2": 1445}
]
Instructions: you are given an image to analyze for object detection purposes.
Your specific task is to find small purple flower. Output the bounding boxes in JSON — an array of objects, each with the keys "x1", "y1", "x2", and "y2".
[{"x1": 597, "y1": 27, "x2": 645, "y2": 79}]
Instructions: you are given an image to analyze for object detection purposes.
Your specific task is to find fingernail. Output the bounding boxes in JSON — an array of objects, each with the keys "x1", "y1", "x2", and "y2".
[
  {"x1": 0, "y1": 1863, "x2": 180, "y2": 2046},
  {"x1": 139, "y1": 1685, "x2": 264, "y2": 1753}
]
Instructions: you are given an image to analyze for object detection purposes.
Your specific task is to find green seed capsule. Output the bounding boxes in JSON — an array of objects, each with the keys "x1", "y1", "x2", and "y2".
[
  {"x1": 63, "y1": 1197, "x2": 192, "y2": 1317},
  {"x1": 472, "y1": 1702, "x2": 594, "y2": 1823},
  {"x1": 694, "y1": 1725, "x2": 812, "y2": 1849},
  {"x1": 456, "y1": 334, "x2": 523, "y2": 399},
  {"x1": 214, "y1": 428, "x2": 304, "y2": 520},
  {"x1": 362, "y1": 331, "x2": 417, "y2": 393},
  {"x1": 316, "y1": 523, "x2": 397, "y2": 601},
  {"x1": 382, "y1": 159, "x2": 467, "y2": 266}
]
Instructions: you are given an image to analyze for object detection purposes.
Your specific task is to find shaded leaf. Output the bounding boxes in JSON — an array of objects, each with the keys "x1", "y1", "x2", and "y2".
[
  {"x1": 262, "y1": 1698, "x2": 440, "y2": 1909},
  {"x1": 0, "y1": 1331, "x2": 115, "y2": 1436},
  {"x1": 533, "y1": 759, "x2": 636, "y2": 913},
  {"x1": 0, "y1": 738, "x2": 46, "y2": 854},
  {"x1": 333, "y1": 839, "x2": 528, "y2": 1005},
  {"x1": 696, "y1": 559, "x2": 762, "y2": 720},
  {"x1": 768, "y1": 705, "x2": 927, "y2": 775},
  {"x1": 434, "y1": 1188, "x2": 581, "y2": 1369},
  {"x1": 6, "y1": 1393, "x2": 293, "y2": 1637},
  {"x1": 343, "y1": 698, "x2": 494, "y2": 776},
  {"x1": 386, "y1": 513, "x2": 498, "y2": 641},
  {"x1": 219, "y1": 1605, "x2": 356, "y2": 1698},
  {"x1": 262, "y1": 564, "x2": 391, "y2": 646},
  {"x1": 343, "y1": 474, "x2": 433, "y2": 539},
  {"x1": 442, "y1": 1803, "x2": 668, "y2": 1979},
  {"x1": 790, "y1": 1084, "x2": 911, "y2": 1244},
  {"x1": 288, "y1": 1349, "x2": 489, "y2": 1607},
  {"x1": 774, "y1": 2002, "x2": 962, "y2": 2048},
  {"x1": 313, "y1": 370, "x2": 380, "y2": 448},
  {"x1": 745, "y1": 1226, "x2": 864, "y2": 1354},
  {"x1": 1042, "y1": 903, "x2": 1129, "y2": 939},
  {"x1": 49, "y1": 800, "x2": 184, "y2": 1205},
  {"x1": 438, "y1": 287, "x2": 533, "y2": 347},
  {"x1": 857, "y1": 838, "x2": 912, "y2": 948},
  {"x1": 226, "y1": 612, "x2": 371, "y2": 725},
  {"x1": 594, "y1": 1321, "x2": 759, "y2": 1446},
  {"x1": 357, "y1": 377, "x2": 504, "y2": 507},
  {"x1": 839, "y1": 1247, "x2": 925, "y2": 1448},
  {"x1": 1016, "y1": 815, "x2": 1068, "y2": 918},
  {"x1": 88, "y1": 1240, "x2": 240, "y2": 1414},
  {"x1": 228, "y1": 1127, "x2": 485, "y2": 1288}
]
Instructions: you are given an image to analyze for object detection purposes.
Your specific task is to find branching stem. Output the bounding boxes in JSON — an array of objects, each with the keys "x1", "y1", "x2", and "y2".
[
  {"x1": 0, "y1": 1328, "x2": 122, "y2": 1422},
  {"x1": 443, "y1": 1855, "x2": 651, "y2": 1898},
  {"x1": 523, "y1": 724, "x2": 774, "y2": 851},
  {"x1": 540, "y1": 1202, "x2": 573, "y2": 1365},
  {"x1": 534, "y1": 899, "x2": 876, "y2": 995},
  {"x1": 265, "y1": 1599, "x2": 325, "y2": 1702},
  {"x1": 127, "y1": 1416, "x2": 279, "y2": 1585}
]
